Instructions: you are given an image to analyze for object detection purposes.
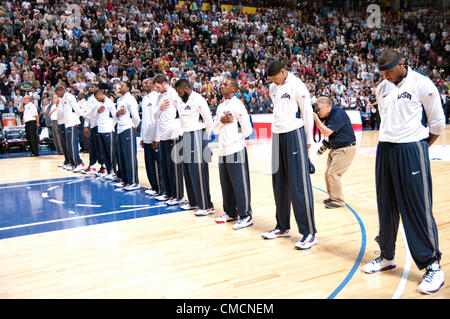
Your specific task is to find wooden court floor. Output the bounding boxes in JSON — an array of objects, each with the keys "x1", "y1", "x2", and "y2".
[{"x1": 0, "y1": 126, "x2": 449, "y2": 299}]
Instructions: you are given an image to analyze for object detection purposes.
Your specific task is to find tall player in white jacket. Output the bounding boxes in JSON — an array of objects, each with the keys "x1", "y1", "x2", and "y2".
[
  {"x1": 55, "y1": 86, "x2": 85, "y2": 172},
  {"x1": 174, "y1": 78, "x2": 215, "y2": 215},
  {"x1": 115, "y1": 82, "x2": 141, "y2": 191},
  {"x1": 153, "y1": 74, "x2": 184, "y2": 204},
  {"x1": 141, "y1": 78, "x2": 162, "y2": 196},
  {"x1": 362, "y1": 48, "x2": 445, "y2": 295},
  {"x1": 261, "y1": 60, "x2": 317, "y2": 250},
  {"x1": 213, "y1": 78, "x2": 254, "y2": 230}
]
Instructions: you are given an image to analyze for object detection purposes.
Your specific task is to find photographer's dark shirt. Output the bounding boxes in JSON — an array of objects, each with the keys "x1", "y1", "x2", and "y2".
[{"x1": 325, "y1": 105, "x2": 356, "y2": 149}]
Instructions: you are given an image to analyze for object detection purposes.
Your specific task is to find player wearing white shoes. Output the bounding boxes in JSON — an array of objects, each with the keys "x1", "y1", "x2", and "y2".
[
  {"x1": 141, "y1": 78, "x2": 163, "y2": 197},
  {"x1": 55, "y1": 86, "x2": 85, "y2": 172},
  {"x1": 362, "y1": 49, "x2": 445, "y2": 294},
  {"x1": 54, "y1": 94, "x2": 71, "y2": 169},
  {"x1": 174, "y1": 78, "x2": 215, "y2": 216},
  {"x1": 261, "y1": 60, "x2": 316, "y2": 250},
  {"x1": 212, "y1": 78, "x2": 253, "y2": 229},
  {"x1": 93, "y1": 90, "x2": 117, "y2": 180},
  {"x1": 153, "y1": 74, "x2": 184, "y2": 205},
  {"x1": 115, "y1": 82, "x2": 141, "y2": 191},
  {"x1": 82, "y1": 84, "x2": 105, "y2": 175},
  {"x1": 77, "y1": 92, "x2": 89, "y2": 153}
]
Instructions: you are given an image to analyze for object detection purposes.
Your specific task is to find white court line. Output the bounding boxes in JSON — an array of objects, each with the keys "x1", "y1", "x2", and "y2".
[
  {"x1": 345, "y1": 187, "x2": 412, "y2": 299},
  {"x1": 392, "y1": 227, "x2": 412, "y2": 299},
  {"x1": 66, "y1": 178, "x2": 90, "y2": 185},
  {"x1": 0, "y1": 179, "x2": 78, "y2": 190},
  {"x1": 120, "y1": 205, "x2": 150, "y2": 208},
  {"x1": 76, "y1": 204, "x2": 102, "y2": 208},
  {"x1": 0, "y1": 204, "x2": 166, "y2": 232},
  {"x1": 48, "y1": 199, "x2": 65, "y2": 204}
]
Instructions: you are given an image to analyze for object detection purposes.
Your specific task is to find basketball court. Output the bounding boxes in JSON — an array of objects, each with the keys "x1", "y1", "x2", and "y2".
[{"x1": 0, "y1": 126, "x2": 449, "y2": 299}]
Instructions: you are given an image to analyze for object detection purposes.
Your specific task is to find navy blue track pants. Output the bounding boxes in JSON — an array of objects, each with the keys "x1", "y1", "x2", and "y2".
[
  {"x1": 219, "y1": 148, "x2": 252, "y2": 219},
  {"x1": 116, "y1": 128, "x2": 138, "y2": 185},
  {"x1": 375, "y1": 140, "x2": 441, "y2": 270},
  {"x1": 271, "y1": 127, "x2": 316, "y2": 235},
  {"x1": 160, "y1": 137, "x2": 184, "y2": 200},
  {"x1": 182, "y1": 129, "x2": 213, "y2": 210}
]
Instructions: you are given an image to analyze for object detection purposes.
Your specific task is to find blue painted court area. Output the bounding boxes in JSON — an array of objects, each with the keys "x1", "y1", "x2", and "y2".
[
  {"x1": 0, "y1": 147, "x2": 57, "y2": 159},
  {"x1": 0, "y1": 176, "x2": 182, "y2": 239}
]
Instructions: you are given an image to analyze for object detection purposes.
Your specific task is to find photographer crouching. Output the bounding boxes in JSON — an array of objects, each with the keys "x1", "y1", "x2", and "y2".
[{"x1": 312, "y1": 97, "x2": 356, "y2": 209}]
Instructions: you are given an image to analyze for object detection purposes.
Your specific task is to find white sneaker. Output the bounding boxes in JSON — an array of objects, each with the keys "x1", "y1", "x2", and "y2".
[
  {"x1": 261, "y1": 228, "x2": 291, "y2": 240},
  {"x1": 145, "y1": 189, "x2": 158, "y2": 196},
  {"x1": 232, "y1": 215, "x2": 253, "y2": 230},
  {"x1": 295, "y1": 234, "x2": 317, "y2": 250},
  {"x1": 215, "y1": 214, "x2": 238, "y2": 223},
  {"x1": 113, "y1": 182, "x2": 126, "y2": 188},
  {"x1": 165, "y1": 198, "x2": 180, "y2": 205},
  {"x1": 165, "y1": 198, "x2": 186, "y2": 205},
  {"x1": 79, "y1": 166, "x2": 90, "y2": 174},
  {"x1": 194, "y1": 208, "x2": 216, "y2": 216},
  {"x1": 83, "y1": 167, "x2": 97, "y2": 175},
  {"x1": 105, "y1": 173, "x2": 117, "y2": 180},
  {"x1": 64, "y1": 164, "x2": 74, "y2": 170},
  {"x1": 180, "y1": 203, "x2": 198, "y2": 210},
  {"x1": 58, "y1": 163, "x2": 65, "y2": 168},
  {"x1": 124, "y1": 184, "x2": 140, "y2": 191},
  {"x1": 72, "y1": 163, "x2": 85, "y2": 172},
  {"x1": 362, "y1": 257, "x2": 396, "y2": 274},
  {"x1": 418, "y1": 263, "x2": 445, "y2": 294},
  {"x1": 155, "y1": 194, "x2": 169, "y2": 201}
]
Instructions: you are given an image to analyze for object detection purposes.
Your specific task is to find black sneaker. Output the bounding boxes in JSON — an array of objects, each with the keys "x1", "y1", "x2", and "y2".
[{"x1": 325, "y1": 202, "x2": 344, "y2": 209}]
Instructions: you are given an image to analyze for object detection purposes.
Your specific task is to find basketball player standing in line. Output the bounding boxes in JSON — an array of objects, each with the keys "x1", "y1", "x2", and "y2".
[
  {"x1": 213, "y1": 77, "x2": 254, "y2": 230},
  {"x1": 55, "y1": 86, "x2": 85, "y2": 172},
  {"x1": 82, "y1": 83, "x2": 105, "y2": 175},
  {"x1": 153, "y1": 74, "x2": 184, "y2": 205},
  {"x1": 261, "y1": 60, "x2": 317, "y2": 250},
  {"x1": 174, "y1": 78, "x2": 215, "y2": 216},
  {"x1": 141, "y1": 78, "x2": 163, "y2": 197},
  {"x1": 362, "y1": 49, "x2": 445, "y2": 294},
  {"x1": 115, "y1": 82, "x2": 141, "y2": 191}
]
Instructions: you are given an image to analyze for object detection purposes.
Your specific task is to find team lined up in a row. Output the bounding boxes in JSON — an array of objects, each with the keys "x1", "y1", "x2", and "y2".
[{"x1": 51, "y1": 75, "x2": 255, "y2": 230}]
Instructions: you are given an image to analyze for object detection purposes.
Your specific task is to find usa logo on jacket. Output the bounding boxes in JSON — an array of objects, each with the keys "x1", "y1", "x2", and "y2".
[{"x1": 397, "y1": 92, "x2": 412, "y2": 100}]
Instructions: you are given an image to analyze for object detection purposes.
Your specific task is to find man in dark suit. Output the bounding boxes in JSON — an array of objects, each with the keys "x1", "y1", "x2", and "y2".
[{"x1": 2, "y1": 100, "x2": 19, "y2": 115}]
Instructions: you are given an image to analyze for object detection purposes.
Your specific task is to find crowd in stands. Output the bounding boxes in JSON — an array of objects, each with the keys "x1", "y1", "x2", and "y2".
[{"x1": 0, "y1": 0, "x2": 449, "y2": 131}]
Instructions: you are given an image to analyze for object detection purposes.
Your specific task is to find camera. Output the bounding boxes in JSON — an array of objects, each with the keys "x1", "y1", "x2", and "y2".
[
  {"x1": 313, "y1": 103, "x2": 320, "y2": 114},
  {"x1": 317, "y1": 140, "x2": 330, "y2": 155}
]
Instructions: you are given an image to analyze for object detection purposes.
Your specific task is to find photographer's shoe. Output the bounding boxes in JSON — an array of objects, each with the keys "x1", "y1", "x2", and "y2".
[{"x1": 325, "y1": 201, "x2": 344, "y2": 209}]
